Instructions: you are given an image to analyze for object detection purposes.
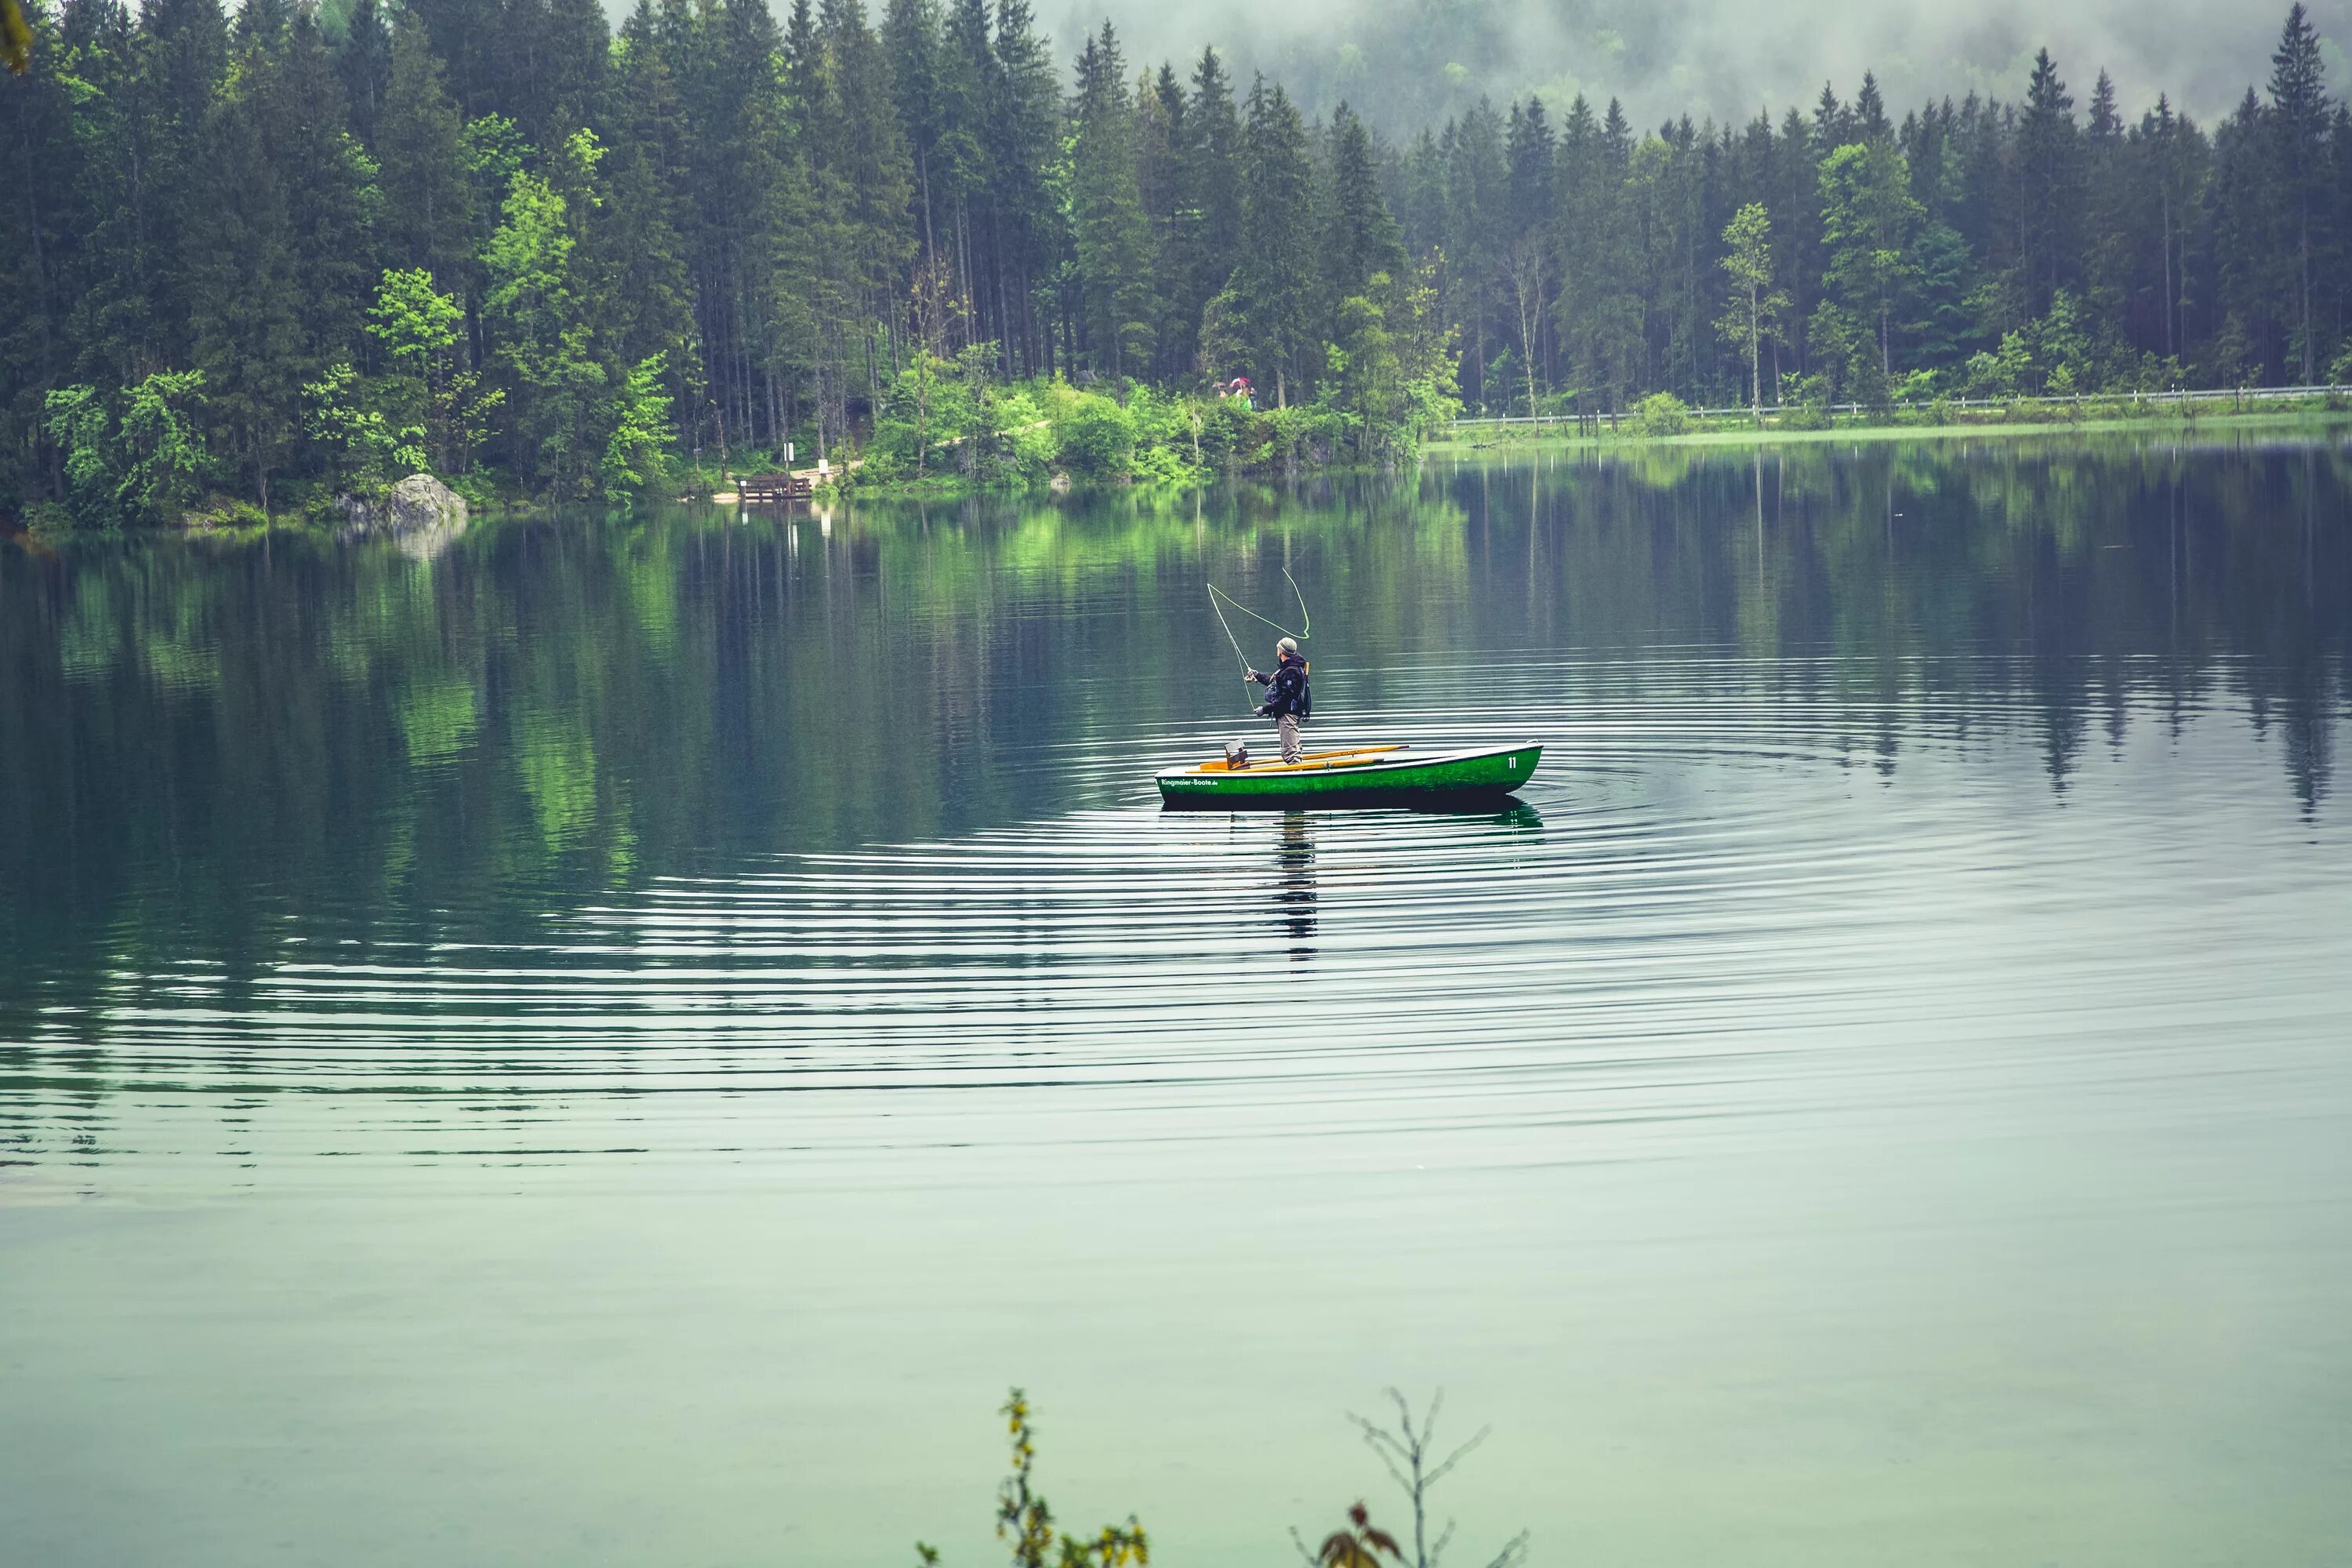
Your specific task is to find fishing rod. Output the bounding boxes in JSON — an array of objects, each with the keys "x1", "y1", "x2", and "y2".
[{"x1": 1206, "y1": 585, "x2": 1258, "y2": 712}]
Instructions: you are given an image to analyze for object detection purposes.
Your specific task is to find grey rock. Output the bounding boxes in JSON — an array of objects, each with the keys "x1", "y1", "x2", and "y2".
[{"x1": 337, "y1": 474, "x2": 469, "y2": 557}]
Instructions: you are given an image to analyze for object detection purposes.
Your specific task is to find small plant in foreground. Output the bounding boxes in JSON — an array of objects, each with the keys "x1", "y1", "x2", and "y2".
[
  {"x1": 1323, "y1": 1388, "x2": 1529, "y2": 1568},
  {"x1": 1300, "y1": 1501, "x2": 1406, "y2": 1568},
  {"x1": 919, "y1": 1388, "x2": 1148, "y2": 1568}
]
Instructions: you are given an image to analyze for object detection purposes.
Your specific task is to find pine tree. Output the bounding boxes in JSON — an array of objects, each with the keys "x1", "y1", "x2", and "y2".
[
  {"x1": 1232, "y1": 77, "x2": 1316, "y2": 405},
  {"x1": 337, "y1": 0, "x2": 390, "y2": 146},
  {"x1": 604, "y1": 0, "x2": 702, "y2": 442},
  {"x1": 1443, "y1": 99, "x2": 1503, "y2": 408},
  {"x1": 1499, "y1": 96, "x2": 1552, "y2": 408},
  {"x1": 884, "y1": 0, "x2": 946, "y2": 267},
  {"x1": 985, "y1": 0, "x2": 1056, "y2": 375},
  {"x1": 185, "y1": 67, "x2": 305, "y2": 511},
  {"x1": 376, "y1": 9, "x2": 472, "y2": 289},
  {"x1": 2017, "y1": 48, "x2": 2082, "y2": 314},
  {"x1": 1183, "y1": 46, "x2": 1241, "y2": 310},
  {"x1": 2212, "y1": 89, "x2": 2270, "y2": 380},
  {"x1": 1066, "y1": 20, "x2": 1152, "y2": 381},
  {"x1": 933, "y1": 0, "x2": 994, "y2": 350},
  {"x1": 249, "y1": 9, "x2": 372, "y2": 379},
  {"x1": 2267, "y1": 2, "x2": 2330, "y2": 379},
  {"x1": 1324, "y1": 102, "x2": 1403, "y2": 304},
  {"x1": 0, "y1": 0, "x2": 85, "y2": 502}
]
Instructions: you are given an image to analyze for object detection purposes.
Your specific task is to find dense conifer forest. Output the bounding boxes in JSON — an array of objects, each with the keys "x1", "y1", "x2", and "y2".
[{"x1": 2, "y1": 0, "x2": 2347, "y2": 517}]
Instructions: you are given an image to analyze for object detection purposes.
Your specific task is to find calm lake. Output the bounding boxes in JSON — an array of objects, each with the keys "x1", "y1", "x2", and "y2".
[{"x1": 4, "y1": 434, "x2": 2350, "y2": 1566}]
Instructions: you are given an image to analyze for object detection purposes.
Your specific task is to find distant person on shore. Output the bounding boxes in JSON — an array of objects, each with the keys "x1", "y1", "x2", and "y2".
[{"x1": 1247, "y1": 637, "x2": 1310, "y2": 764}]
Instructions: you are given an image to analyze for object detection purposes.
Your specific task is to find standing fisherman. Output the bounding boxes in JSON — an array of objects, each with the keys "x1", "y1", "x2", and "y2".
[{"x1": 1247, "y1": 638, "x2": 1311, "y2": 764}]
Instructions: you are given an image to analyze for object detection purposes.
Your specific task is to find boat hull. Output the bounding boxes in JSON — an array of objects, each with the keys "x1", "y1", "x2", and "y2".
[{"x1": 1156, "y1": 743, "x2": 1541, "y2": 809}]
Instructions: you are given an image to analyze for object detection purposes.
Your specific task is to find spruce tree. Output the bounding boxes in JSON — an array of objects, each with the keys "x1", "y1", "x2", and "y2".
[
  {"x1": 605, "y1": 0, "x2": 702, "y2": 440},
  {"x1": 1179, "y1": 46, "x2": 1242, "y2": 343},
  {"x1": 1232, "y1": 77, "x2": 1317, "y2": 405},
  {"x1": 2267, "y1": 2, "x2": 2329, "y2": 379},
  {"x1": 250, "y1": 9, "x2": 372, "y2": 379},
  {"x1": 336, "y1": 0, "x2": 390, "y2": 145},
  {"x1": 1067, "y1": 20, "x2": 1152, "y2": 382},
  {"x1": 185, "y1": 73, "x2": 305, "y2": 511},
  {"x1": 376, "y1": 10, "x2": 471, "y2": 290},
  {"x1": 1324, "y1": 102, "x2": 1404, "y2": 305},
  {"x1": 1443, "y1": 99, "x2": 1503, "y2": 408},
  {"x1": 2017, "y1": 48, "x2": 2082, "y2": 314}
]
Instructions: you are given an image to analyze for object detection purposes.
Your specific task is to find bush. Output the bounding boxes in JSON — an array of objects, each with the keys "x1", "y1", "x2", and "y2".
[
  {"x1": 1051, "y1": 392, "x2": 1136, "y2": 478},
  {"x1": 1628, "y1": 391, "x2": 1693, "y2": 437},
  {"x1": 1192, "y1": 395, "x2": 1261, "y2": 463},
  {"x1": 20, "y1": 500, "x2": 75, "y2": 539},
  {"x1": 989, "y1": 390, "x2": 1058, "y2": 480}
]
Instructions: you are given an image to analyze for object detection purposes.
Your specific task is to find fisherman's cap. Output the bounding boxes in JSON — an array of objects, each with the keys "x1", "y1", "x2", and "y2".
[{"x1": 1277, "y1": 637, "x2": 1298, "y2": 655}]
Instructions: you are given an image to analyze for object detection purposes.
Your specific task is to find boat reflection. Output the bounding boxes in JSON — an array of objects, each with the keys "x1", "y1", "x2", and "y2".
[
  {"x1": 1262, "y1": 800, "x2": 1540, "y2": 964},
  {"x1": 1274, "y1": 811, "x2": 1317, "y2": 962}
]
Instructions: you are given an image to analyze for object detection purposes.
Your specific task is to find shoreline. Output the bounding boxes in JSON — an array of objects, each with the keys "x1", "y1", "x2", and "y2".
[{"x1": 1427, "y1": 404, "x2": 2352, "y2": 454}]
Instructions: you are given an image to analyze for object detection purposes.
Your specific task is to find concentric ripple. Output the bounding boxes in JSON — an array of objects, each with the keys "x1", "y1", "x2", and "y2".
[{"x1": 5, "y1": 651, "x2": 2343, "y2": 1181}]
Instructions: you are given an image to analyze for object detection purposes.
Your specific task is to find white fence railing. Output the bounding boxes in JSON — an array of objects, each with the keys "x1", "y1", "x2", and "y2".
[{"x1": 1449, "y1": 384, "x2": 2352, "y2": 430}]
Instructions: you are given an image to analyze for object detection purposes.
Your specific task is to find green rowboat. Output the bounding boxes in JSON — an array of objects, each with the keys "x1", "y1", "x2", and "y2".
[{"x1": 1156, "y1": 742, "x2": 1542, "y2": 808}]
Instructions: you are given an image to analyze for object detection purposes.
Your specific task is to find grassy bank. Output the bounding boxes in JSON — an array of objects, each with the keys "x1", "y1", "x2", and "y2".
[{"x1": 1428, "y1": 395, "x2": 2352, "y2": 455}]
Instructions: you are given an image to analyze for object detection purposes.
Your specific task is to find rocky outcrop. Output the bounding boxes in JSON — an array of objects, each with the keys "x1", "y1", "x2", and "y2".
[{"x1": 337, "y1": 474, "x2": 469, "y2": 557}]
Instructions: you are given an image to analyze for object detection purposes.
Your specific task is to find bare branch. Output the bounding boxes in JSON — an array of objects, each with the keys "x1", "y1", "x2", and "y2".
[
  {"x1": 1347, "y1": 1415, "x2": 1418, "y2": 1500},
  {"x1": 1428, "y1": 1519, "x2": 1457, "y2": 1568},
  {"x1": 1421, "y1": 1426, "x2": 1491, "y2": 1490},
  {"x1": 1288, "y1": 1525, "x2": 1322, "y2": 1568},
  {"x1": 1478, "y1": 1530, "x2": 1530, "y2": 1568}
]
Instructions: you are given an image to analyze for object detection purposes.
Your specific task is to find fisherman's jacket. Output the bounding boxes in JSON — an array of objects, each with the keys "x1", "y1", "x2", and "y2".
[{"x1": 1254, "y1": 654, "x2": 1310, "y2": 719}]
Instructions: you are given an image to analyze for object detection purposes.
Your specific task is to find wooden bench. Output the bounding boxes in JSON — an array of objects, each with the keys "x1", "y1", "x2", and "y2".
[{"x1": 735, "y1": 473, "x2": 815, "y2": 505}]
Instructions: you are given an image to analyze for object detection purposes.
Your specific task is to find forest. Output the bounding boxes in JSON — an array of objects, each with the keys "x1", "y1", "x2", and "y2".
[{"x1": 2, "y1": 0, "x2": 2349, "y2": 518}]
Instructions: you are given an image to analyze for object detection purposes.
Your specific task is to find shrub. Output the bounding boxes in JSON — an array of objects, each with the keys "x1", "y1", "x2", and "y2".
[
  {"x1": 989, "y1": 390, "x2": 1058, "y2": 480},
  {"x1": 20, "y1": 500, "x2": 74, "y2": 538},
  {"x1": 1628, "y1": 391, "x2": 1693, "y2": 437},
  {"x1": 1052, "y1": 392, "x2": 1136, "y2": 477}
]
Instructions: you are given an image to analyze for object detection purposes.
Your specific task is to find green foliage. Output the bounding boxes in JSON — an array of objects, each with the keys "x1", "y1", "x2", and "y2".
[
  {"x1": 1818, "y1": 141, "x2": 1922, "y2": 376},
  {"x1": 368, "y1": 269, "x2": 502, "y2": 475},
  {"x1": 303, "y1": 361, "x2": 422, "y2": 488},
  {"x1": 601, "y1": 354, "x2": 676, "y2": 504},
  {"x1": 986, "y1": 1390, "x2": 1149, "y2": 1568},
  {"x1": 1050, "y1": 390, "x2": 1137, "y2": 477},
  {"x1": 1628, "y1": 391, "x2": 1693, "y2": 437},
  {"x1": 484, "y1": 156, "x2": 608, "y2": 496},
  {"x1": 45, "y1": 373, "x2": 214, "y2": 528},
  {"x1": 1716, "y1": 202, "x2": 1788, "y2": 412},
  {"x1": 1961, "y1": 291, "x2": 2097, "y2": 399}
]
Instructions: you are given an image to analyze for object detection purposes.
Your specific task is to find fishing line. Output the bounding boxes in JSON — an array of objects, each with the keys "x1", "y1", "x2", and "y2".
[
  {"x1": 1207, "y1": 582, "x2": 1305, "y2": 641},
  {"x1": 1207, "y1": 573, "x2": 1315, "y2": 716},
  {"x1": 1206, "y1": 585, "x2": 1258, "y2": 712}
]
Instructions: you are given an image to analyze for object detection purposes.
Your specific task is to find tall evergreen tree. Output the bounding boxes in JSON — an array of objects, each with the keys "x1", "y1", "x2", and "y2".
[
  {"x1": 2017, "y1": 48, "x2": 2082, "y2": 313},
  {"x1": 336, "y1": 0, "x2": 390, "y2": 145},
  {"x1": 2267, "y1": 2, "x2": 2330, "y2": 379},
  {"x1": 1324, "y1": 101, "x2": 1404, "y2": 303},
  {"x1": 1231, "y1": 77, "x2": 1316, "y2": 405},
  {"x1": 371, "y1": 10, "x2": 466, "y2": 343},
  {"x1": 1065, "y1": 20, "x2": 1151, "y2": 380}
]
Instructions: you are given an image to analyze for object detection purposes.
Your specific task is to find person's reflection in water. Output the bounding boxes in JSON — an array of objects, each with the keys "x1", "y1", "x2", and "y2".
[{"x1": 1274, "y1": 811, "x2": 1317, "y2": 963}]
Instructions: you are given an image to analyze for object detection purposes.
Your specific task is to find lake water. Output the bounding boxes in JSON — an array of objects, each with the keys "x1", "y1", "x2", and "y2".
[{"x1": 3, "y1": 434, "x2": 2349, "y2": 1566}]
